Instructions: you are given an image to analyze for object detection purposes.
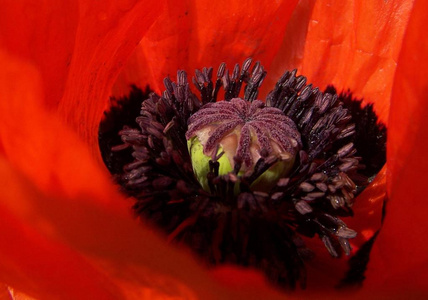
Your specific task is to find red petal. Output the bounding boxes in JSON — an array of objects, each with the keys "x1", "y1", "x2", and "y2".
[
  {"x1": 0, "y1": 36, "x2": 197, "y2": 300},
  {"x1": 0, "y1": 159, "x2": 126, "y2": 299},
  {"x1": 0, "y1": 2, "x2": 298, "y2": 298},
  {"x1": 346, "y1": 167, "x2": 386, "y2": 247},
  {"x1": 0, "y1": 46, "x2": 301, "y2": 300},
  {"x1": 261, "y1": 0, "x2": 316, "y2": 96},
  {"x1": 0, "y1": 1, "x2": 78, "y2": 110},
  {"x1": 57, "y1": 0, "x2": 166, "y2": 156},
  {"x1": 113, "y1": 0, "x2": 298, "y2": 96},
  {"x1": 0, "y1": 49, "x2": 124, "y2": 298},
  {"x1": 363, "y1": 0, "x2": 428, "y2": 296},
  {"x1": 1, "y1": 0, "x2": 166, "y2": 158},
  {"x1": 0, "y1": 50, "x2": 225, "y2": 299},
  {"x1": 271, "y1": 0, "x2": 414, "y2": 123}
]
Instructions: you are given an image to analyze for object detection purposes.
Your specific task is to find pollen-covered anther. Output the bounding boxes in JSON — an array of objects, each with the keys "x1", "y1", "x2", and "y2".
[{"x1": 186, "y1": 98, "x2": 301, "y2": 192}]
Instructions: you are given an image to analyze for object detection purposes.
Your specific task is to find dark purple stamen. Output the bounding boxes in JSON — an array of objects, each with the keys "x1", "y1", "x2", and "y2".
[{"x1": 99, "y1": 58, "x2": 387, "y2": 290}]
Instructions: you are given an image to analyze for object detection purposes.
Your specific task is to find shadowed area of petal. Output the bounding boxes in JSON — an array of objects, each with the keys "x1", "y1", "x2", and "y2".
[
  {"x1": 0, "y1": 159, "x2": 127, "y2": 299},
  {"x1": 0, "y1": 44, "x2": 307, "y2": 300},
  {"x1": 1, "y1": 0, "x2": 165, "y2": 161},
  {"x1": 290, "y1": 172, "x2": 384, "y2": 293},
  {"x1": 345, "y1": 167, "x2": 385, "y2": 249},
  {"x1": 261, "y1": 0, "x2": 315, "y2": 97},
  {"x1": 0, "y1": 49, "x2": 196, "y2": 300},
  {"x1": 56, "y1": 0, "x2": 165, "y2": 159},
  {"x1": 297, "y1": 168, "x2": 386, "y2": 292},
  {"x1": 0, "y1": 111, "x2": 293, "y2": 298},
  {"x1": 1, "y1": 155, "x2": 227, "y2": 299},
  {"x1": 0, "y1": 50, "x2": 121, "y2": 201},
  {"x1": 113, "y1": 0, "x2": 298, "y2": 95},
  {"x1": 276, "y1": 0, "x2": 414, "y2": 123},
  {"x1": 0, "y1": 0, "x2": 78, "y2": 110},
  {"x1": 363, "y1": 0, "x2": 428, "y2": 296}
]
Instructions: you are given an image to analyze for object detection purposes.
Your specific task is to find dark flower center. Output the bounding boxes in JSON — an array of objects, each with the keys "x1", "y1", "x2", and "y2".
[{"x1": 99, "y1": 58, "x2": 386, "y2": 290}]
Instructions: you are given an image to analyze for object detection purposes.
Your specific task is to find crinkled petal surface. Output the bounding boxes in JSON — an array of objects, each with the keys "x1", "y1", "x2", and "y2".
[
  {"x1": 0, "y1": 0, "x2": 426, "y2": 298},
  {"x1": 58, "y1": 0, "x2": 169, "y2": 157},
  {"x1": 0, "y1": 0, "x2": 166, "y2": 158},
  {"x1": 363, "y1": 0, "x2": 428, "y2": 297},
  {"x1": 113, "y1": 0, "x2": 298, "y2": 95},
  {"x1": 268, "y1": 0, "x2": 414, "y2": 123}
]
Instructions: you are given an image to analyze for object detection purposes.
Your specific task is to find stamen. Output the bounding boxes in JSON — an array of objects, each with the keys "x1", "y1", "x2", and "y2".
[{"x1": 99, "y1": 58, "x2": 387, "y2": 290}]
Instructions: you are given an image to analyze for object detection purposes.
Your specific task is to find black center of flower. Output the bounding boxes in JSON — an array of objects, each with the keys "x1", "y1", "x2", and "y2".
[{"x1": 98, "y1": 58, "x2": 386, "y2": 290}]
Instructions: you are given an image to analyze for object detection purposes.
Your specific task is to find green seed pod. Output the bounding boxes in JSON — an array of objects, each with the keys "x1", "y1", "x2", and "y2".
[
  {"x1": 186, "y1": 98, "x2": 301, "y2": 193},
  {"x1": 187, "y1": 136, "x2": 232, "y2": 192}
]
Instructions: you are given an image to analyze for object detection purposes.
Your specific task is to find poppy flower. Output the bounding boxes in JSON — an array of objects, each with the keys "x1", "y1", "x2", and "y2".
[{"x1": 0, "y1": 0, "x2": 427, "y2": 299}]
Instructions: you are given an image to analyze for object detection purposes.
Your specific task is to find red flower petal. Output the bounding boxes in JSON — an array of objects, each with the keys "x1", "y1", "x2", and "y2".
[
  {"x1": 0, "y1": 49, "x2": 128, "y2": 299},
  {"x1": 0, "y1": 159, "x2": 126, "y2": 299},
  {"x1": 0, "y1": 43, "x2": 304, "y2": 300},
  {"x1": 113, "y1": 0, "x2": 298, "y2": 96},
  {"x1": 269, "y1": 0, "x2": 414, "y2": 123},
  {"x1": 1, "y1": 0, "x2": 166, "y2": 158},
  {"x1": 58, "y1": 0, "x2": 167, "y2": 156},
  {"x1": 0, "y1": 50, "x2": 253, "y2": 300},
  {"x1": 1, "y1": 0, "x2": 424, "y2": 298},
  {"x1": 0, "y1": 1, "x2": 78, "y2": 110},
  {"x1": 363, "y1": 0, "x2": 428, "y2": 296},
  {"x1": 261, "y1": 0, "x2": 316, "y2": 96}
]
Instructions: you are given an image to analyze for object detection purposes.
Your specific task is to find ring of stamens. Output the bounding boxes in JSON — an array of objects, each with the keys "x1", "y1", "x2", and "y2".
[{"x1": 101, "y1": 58, "x2": 386, "y2": 290}]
